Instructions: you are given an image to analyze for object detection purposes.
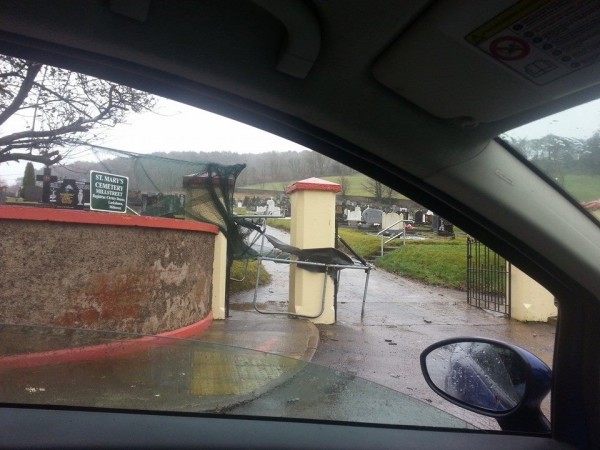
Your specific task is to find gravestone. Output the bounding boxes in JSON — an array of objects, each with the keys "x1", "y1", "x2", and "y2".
[
  {"x1": 36, "y1": 167, "x2": 58, "y2": 203},
  {"x1": 414, "y1": 210, "x2": 424, "y2": 224},
  {"x1": 439, "y1": 218, "x2": 454, "y2": 235},
  {"x1": 432, "y1": 215, "x2": 454, "y2": 235},
  {"x1": 382, "y1": 212, "x2": 402, "y2": 231},
  {"x1": 425, "y1": 210, "x2": 434, "y2": 224},
  {"x1": 432, "y1": 214, "x2": 440, "y2": 232},
  {"x1": 50, "y1": 179, "x2": 90, "y2": 209},
  {"x1": 265, "y1": 198, "x2": 281, "y2": 216},
  {"x1": 346, "y1": 206, "x2": 362, "y2": 226},
  {"x1": 362, "y1": 207, "x2": 383, "y2": 228}
]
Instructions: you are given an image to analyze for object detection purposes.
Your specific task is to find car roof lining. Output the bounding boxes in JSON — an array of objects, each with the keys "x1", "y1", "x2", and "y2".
[
  {"x1": 373, "y1": 0, "x2": 600, "y2": 124},
  {"x1": 0, "y1": 0, "x2": 600, "y2": 176},
  {"x1": 0, "y1": 0, "x2": 598, "y2": 177}
]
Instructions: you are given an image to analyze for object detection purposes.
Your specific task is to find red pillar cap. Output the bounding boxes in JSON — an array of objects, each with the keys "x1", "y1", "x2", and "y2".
[{"x1": 286, "y1": 177, "x2": 342, "y2": 194}]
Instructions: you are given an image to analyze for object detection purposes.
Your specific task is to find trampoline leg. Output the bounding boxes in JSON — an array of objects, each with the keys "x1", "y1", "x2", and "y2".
[
  {"x1": 252, "y1": 257, "x2": 262, "y2": 313},
  {"x1": 361, "y1": 269, "x2": 371, "y2": 320}
]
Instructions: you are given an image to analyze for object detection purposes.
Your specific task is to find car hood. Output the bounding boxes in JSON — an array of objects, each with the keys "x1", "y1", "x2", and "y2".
[{"x1": 0, "y1": 323, "x2": 472, "y2": 429}]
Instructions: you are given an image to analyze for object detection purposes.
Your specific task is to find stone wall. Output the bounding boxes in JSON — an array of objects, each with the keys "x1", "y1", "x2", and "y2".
[{"x1": 0, "y1": 208, "x2": 217, "y2": 334}]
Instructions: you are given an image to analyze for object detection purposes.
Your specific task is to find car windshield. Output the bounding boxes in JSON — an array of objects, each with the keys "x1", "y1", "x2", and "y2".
[
  {"x1": 500, "y1": 98, "x2": 600, "y2": 225},
  {"x1": 0, "y1": 54, "x2": 559, "y2": 433}
]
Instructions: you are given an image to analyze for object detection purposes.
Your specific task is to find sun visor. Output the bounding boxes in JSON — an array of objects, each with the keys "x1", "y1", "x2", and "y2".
[{"x1": 373, "y1": 0, "x2": 600, "y2": 123}]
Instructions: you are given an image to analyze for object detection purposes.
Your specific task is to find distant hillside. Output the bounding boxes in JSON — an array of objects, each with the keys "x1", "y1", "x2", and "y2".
[
  {"x1": 37, "y1": 148, "x2": 358, "y2": 192},
  {"x1": 26, "y1": 131, "x2": 600, "y2": 204},
  {"x1": 241, "y1": 174, "x2": 408, "y2": 199}
]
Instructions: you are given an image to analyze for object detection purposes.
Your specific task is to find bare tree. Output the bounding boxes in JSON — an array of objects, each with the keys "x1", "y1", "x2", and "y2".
[
  {"x1": 362, "y1": 177, "x2": 384, "y2": 203},
  {"x1": 303, "y1": 151, "x2": 330, "y2": 177},
  {"x1": 383, "y1": 185, "x2": 395, "y2": 204},
  {"x1": 267, "y1": 152, "x2": 282, "y2": 181},
  {"x1": 0, "y1": 56, "x2": 155, "y2": 166},
  {"x1": 337, "y1": 175, "x2": 348, "y2": 199},
  {"x1": 287, "y1": 153, "x2": 306, "y2": 179}
]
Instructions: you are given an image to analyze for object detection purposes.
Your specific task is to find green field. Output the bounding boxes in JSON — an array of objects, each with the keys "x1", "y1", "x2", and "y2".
[
  {"x1": 563, "y1": 174, "x2": 600, "y2": 202},
  {"x1": 242, "y1": 174, "x2": 407, "y2": 199},
  {"x1": 242, "y1": 172, "x2": 600, "y2": 203}
]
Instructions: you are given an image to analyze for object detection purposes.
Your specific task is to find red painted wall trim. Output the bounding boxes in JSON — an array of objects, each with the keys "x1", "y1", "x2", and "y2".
[
  {"x1": 287, "y1": 177, "x2": 342, "y2": 194},
  {"x1": 0, "y1": 312, "x2": 213, "y2": 370},
  {"x1": 0, "y1": 205, "x2": 219, "y2": 234}
]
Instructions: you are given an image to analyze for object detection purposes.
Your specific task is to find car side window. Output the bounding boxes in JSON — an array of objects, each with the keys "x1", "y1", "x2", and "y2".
[{"x1": 0, "y1": 54, "x2": 556, "y2": 432}]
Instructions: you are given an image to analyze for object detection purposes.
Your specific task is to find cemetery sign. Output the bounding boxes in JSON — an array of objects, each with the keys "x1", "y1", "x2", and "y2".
[{"x1": 90, "y1": 170, "x2": 129, "y2": 213}]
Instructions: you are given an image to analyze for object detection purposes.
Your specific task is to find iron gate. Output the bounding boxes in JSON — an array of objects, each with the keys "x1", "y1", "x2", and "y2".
[{"x1": 467, "y1": 238, "x2": 511, "y2": 317}]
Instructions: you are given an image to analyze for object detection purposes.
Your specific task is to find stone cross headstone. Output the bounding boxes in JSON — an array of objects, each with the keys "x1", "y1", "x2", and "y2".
[
  {"x1": 36, "y1": 167, "x2": 58, "y2": 203},
  {"x1": 347, "y1": 206, "x2": 362, "y2": 222}
]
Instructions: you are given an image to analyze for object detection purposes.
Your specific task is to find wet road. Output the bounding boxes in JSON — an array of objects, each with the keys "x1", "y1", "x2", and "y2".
[{"x1": 234, "y1": 226, "x2": 556, "y2": 430}]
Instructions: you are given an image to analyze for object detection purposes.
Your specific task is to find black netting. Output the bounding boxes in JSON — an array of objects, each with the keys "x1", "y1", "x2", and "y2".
[{"x1": 50, "y1": 144, "x2": 247, "y2": 256}]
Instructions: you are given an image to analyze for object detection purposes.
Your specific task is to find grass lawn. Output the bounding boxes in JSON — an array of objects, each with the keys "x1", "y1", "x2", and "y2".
[
  {"x1": 376, "y1": 244, "x2": 467, "y2": 290},
  {"x1": 229, "y1": 260, "x2": 271, "y2": 294},
  {"x1": 4, "y1": 198, "x2": 37, "y2": 205},
  {"x1": 338, "y1": 228, "x2": 391, "y2": 258},
  {"x1": 563, "y1": 174, "x2": 600, "y2": 202},
  {"x1": 266, "y1": 218, "x2": 291, "y2": 231},
  {"x1": 266, "y1": 218, "x2": 470, "y2": 290}
]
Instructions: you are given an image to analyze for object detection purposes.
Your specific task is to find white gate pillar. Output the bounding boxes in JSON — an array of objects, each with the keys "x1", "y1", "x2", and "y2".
[{"x1": 287, "y1": 178, "x2": 341, "y2": 324}]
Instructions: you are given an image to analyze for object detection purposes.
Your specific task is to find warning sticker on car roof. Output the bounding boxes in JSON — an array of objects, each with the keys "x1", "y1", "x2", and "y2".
[{"x1": 466, "y1": 0, "x2": 600, "y2": 85}]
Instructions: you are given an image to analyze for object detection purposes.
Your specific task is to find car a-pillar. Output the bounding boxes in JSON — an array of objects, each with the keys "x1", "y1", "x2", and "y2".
[{"x1": 287, "y1": 178, "x2": 342, "y2": 324}]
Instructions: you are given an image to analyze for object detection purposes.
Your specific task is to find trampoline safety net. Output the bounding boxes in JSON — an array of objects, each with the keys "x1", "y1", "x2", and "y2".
[{"x1": 50, "y1": 144, "x2": 248, "y2": 258}]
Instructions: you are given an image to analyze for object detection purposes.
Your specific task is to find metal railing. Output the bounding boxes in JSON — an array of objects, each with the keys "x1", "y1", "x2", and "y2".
[{"x1": 375, "y1": 219, "x2": 414, "y2": 256}]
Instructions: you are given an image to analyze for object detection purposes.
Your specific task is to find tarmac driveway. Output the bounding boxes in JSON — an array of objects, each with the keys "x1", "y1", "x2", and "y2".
[{"x1": 242, "y1": 226, "x2": 556, "y2": 429}]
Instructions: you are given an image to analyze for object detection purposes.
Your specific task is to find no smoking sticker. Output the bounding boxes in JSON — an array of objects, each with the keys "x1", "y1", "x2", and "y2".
[
  {"x1": 489, "y1": 36, "x2": 530, "y2": 61},
  {"x1": 466, "y1": 0, "x2": 600, "y2": 85}
]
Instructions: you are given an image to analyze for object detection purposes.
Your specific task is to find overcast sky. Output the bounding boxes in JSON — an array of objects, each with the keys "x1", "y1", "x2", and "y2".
[
  {"x1": 505, "y1": 97, "x2": 600, "y2": 140},
  {"x1": 1, "y1": 95, "x2": 599, "y2": 185},
  {"x1": 0, "y1": 98, "x2": 308, "y2": 184},
  {"x1": 104, "y1": 98, "x2": 308, "y2": 154}
]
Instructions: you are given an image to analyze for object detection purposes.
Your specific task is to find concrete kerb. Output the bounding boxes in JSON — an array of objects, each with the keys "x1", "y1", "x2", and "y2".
[
  {"x1": 188, "y1": 317, "x2": 321, "y2": 413},
  {"x1": 302, "y1": 322, "x2": 320, "y2": 362},
  {"x1": 0, "y1": 317, "x2": 320, "y2": 415}
]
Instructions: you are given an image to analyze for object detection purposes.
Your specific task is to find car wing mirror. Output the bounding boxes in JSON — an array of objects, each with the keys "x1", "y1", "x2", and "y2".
[{"x1": 420, "y1": 337, "x2": 551, "y2": 433}]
